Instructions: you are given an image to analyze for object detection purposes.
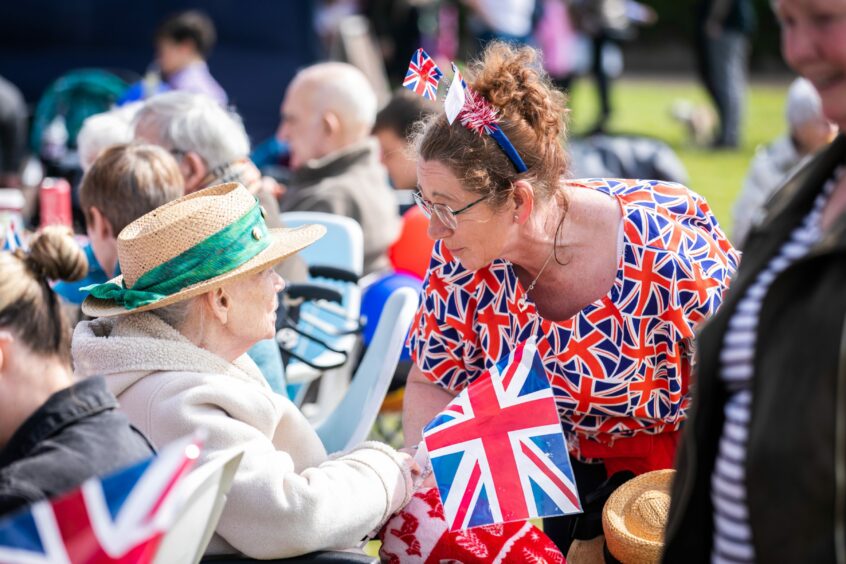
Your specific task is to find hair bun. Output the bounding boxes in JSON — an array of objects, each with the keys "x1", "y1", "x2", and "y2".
[
  {"x1": 469, "y1": 42, "x2": 568, "y2": 143},
  {"x1": 27, "y1": 226, "x2": 88, "y2": 282}
]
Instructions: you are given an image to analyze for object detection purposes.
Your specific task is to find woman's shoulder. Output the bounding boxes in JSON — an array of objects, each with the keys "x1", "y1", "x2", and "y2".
[
  {"x1": 138, "y1": 365, "x2": 279, "y2": 413},
  {"x1": 575, "y1": 178, "x2": 731, "y2": 253},
  {"x1": 571, "y1": 177, "x2": 706, "y2": 215},
  {"x1": 119, "y1": 367, "x2": 288, "y2": 451},
  {"x1": 570, "y1": 178, "x2": 738, "y2": 304},
  {"x1": 0, "y1": 383, "x2": 152, "y2": 514}
]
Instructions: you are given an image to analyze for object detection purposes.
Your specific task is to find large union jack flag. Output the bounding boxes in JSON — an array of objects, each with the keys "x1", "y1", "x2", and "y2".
[
  {"x1": 403, "y1": 48, "x2": 442, "y2": 101},
  {"x1": 423, "y1": 338, "x2": 581, "y2": 531},
  {"x1": 0, "y1": 435, "x2": 201, "y2": 564}
]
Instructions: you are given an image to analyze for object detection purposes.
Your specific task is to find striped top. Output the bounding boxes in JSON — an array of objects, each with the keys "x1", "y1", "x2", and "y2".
[{"x1": 711, "y1": 170, "x2": 840, "y2": 563}]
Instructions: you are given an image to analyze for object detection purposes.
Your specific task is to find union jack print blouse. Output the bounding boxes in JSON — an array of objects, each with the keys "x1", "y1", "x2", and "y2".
[{"x1": 409, "y1": 179, "x2": 739, "y2": 448}]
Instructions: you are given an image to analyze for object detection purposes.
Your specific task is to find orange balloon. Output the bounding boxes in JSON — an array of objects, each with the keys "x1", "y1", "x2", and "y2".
[{"x1": 389, "y1": 206, "x2": 435, "y2": 279}]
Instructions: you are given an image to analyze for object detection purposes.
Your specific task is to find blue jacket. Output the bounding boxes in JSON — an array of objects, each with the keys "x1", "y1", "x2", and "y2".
[{"x1": 52, "y1": 243, "x2": 111, "y2": 305}]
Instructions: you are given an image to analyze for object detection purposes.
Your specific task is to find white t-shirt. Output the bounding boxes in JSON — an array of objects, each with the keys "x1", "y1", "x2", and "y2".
[{"x1": 476, "y1": 0, "x2": 536, "y2": 37}]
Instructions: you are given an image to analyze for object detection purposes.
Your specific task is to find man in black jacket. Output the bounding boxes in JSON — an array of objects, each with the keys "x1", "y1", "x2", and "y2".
[{"x1": 664, "y1": 0, "x2": 846, "y2": 553}]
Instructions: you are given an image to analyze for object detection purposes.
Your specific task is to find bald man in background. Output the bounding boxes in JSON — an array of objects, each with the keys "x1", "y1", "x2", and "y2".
[{"x1": 277, "y1": 62, "x2": 400, "y2": 275}]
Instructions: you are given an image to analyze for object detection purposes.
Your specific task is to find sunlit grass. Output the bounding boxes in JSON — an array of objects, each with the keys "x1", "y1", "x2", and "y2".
[{"x1": 565, "y1": 75, "x2": 791, "y2": 234}]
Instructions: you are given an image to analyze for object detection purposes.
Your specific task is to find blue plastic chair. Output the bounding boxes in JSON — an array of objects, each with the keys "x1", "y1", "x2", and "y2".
[
  {"x1": 278, "y1": 212, "x2": 364, "y2": 413},
  {"x1": 314, "y1": 286, "x2": 419, "y2": 454}
]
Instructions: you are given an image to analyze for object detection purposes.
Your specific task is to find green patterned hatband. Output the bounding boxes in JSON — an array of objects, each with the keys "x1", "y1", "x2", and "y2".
[{"x1": 83, "y1": 203, "x2": 269, "y2": 310}]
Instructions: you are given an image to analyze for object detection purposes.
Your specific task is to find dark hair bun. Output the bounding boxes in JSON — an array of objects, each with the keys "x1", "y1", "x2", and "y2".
[{"x1": 27, "y1": 226, "x2": 88, "y2": 282}]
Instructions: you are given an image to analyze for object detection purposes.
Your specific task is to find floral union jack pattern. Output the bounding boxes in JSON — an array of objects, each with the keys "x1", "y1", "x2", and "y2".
[{"x1": 409, "y1": 179, "x2": 739, "y2": 454}]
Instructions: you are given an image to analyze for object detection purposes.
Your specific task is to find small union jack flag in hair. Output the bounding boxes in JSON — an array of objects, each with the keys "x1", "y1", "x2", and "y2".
[{"x1": 403, "y1": 48, "x2": 443, "y2": 101}]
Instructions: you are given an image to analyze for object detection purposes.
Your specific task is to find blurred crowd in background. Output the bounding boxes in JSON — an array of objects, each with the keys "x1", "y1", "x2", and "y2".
[{"x1": 0, "y1": 0, "x2": 820, "y2": 248}]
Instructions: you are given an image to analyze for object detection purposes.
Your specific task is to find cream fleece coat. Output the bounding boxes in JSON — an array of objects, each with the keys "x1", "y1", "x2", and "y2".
[{"x1": 72, "y1": 313, "x2": 412, "y2": 559}]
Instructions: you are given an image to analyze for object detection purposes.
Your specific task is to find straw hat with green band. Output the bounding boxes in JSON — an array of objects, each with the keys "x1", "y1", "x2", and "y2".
[{"x1": 81, "y1": 182, "x2": 325, "y2": 318}]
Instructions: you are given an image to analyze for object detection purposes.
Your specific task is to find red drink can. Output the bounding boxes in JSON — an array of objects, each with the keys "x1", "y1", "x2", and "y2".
[{"x1": 40, "y1": 177, "x2": 73, "y2": 228}]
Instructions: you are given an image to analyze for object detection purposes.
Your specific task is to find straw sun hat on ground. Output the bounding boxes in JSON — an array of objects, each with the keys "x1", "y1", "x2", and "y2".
[
  {"x1": 602, "y1": 469, "x2": 674, "y2": 564},
  {"x1": 81, "y1": 182, "x2": 325, "y2": 318}
]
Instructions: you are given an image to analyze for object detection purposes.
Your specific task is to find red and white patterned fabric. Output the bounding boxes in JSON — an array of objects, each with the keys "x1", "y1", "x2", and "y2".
[
  {"x1": 379, "y1": 487, "x2": 565, "y2": 563},
  {"x1": 408, "y1": 179, "x2": 739, "y2": 456}
]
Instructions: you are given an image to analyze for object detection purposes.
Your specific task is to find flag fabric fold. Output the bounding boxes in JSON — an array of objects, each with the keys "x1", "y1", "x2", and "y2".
[
  {"x1": 443, "y1": 63, "x2": 467, "y2": 125},
  {"x1": 1, "y1": 221, "x2": 22, "y2": 252}
]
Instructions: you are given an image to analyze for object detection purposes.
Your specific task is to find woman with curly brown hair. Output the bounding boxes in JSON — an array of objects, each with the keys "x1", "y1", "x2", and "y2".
[{"x1": 400, "y1": 42, "x2": 739, "y2": 552}]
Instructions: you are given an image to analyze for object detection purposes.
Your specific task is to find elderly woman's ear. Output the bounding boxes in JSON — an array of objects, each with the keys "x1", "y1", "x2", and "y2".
[
  {"x1": 205, "y1": 287, "x2": 231, "y2": 325},
  {"x1": 180, "y1": 151, "x2": 209, "y2": 193},
  {"x1": 511, "y1": 180, "x2": 535, "y2": 224}
]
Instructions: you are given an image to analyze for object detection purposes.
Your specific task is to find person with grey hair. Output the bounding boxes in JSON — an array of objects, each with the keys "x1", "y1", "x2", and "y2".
[
  {"x1": 76, "y1": 103, "x2": 142, "y2": 172},
  {"x1": 731, "y1": 77, "x2": 836, "y2": 247},
  {"x1": 71, "y1": 183, "x2": 418, "y2": 559},
  {"x1": 134, "y1": 91, "x2": 249, "y2": 192},
  {"x1": 135, "y1": 90, "x2": 306, "y2": 395},
  {"x1": 133, "y1": 91, "x2": 303, "y2": 276},
  {"x1": 277, "y1": 62, "x2": 400, "y2": 275}
]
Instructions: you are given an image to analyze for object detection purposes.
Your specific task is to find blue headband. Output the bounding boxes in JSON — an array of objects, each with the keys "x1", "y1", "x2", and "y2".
[{"x1": 456, "y1": 88, "x2": 528, "y2": 173}]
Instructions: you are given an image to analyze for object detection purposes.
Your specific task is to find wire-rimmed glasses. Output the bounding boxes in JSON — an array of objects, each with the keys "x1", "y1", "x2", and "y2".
[{"x1": 412, "y1": 191, "x2": 489, "y2": 230}]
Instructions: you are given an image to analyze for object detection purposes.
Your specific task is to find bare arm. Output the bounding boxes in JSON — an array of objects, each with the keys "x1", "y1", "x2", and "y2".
[{"x1": 402, "y1": 364, "x2": 457, "y2": 447}]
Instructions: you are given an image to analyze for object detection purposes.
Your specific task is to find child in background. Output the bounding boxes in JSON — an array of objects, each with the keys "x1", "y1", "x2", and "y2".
[{"x1": 154, "y1": 10, "x2": 227, "y2": 106}]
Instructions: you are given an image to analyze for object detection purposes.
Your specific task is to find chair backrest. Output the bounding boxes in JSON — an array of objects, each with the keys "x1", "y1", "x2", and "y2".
[
  {"x1": 314, "y1": 286, "x2": 419, "y2": 453},
  {"x1": 153, "y1": 449, "x2": 244, "y2": 564},
  {"x1": 280, "y1": 211, "x2": 363, "y2": 276},
  {"x1": 279, "y1": 211, "x2": 365, "y2": 411}
]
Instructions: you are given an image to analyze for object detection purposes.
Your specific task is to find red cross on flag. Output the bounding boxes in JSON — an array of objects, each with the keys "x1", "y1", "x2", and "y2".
[{"x1": 403, "y1": 48, "x2": 443, "y2": 101}]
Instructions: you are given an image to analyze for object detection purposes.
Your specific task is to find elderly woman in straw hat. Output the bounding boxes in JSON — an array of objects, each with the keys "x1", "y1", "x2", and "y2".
[{"x1": 71, "y1": 183, "x2": 417, "y2": 559}]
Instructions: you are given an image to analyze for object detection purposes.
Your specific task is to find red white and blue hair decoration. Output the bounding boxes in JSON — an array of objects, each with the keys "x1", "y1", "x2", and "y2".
[
  {"x1": 458, "y1": 88, "x2": 527, "y2": 173},
  {"x1": 405, "y1": 52, "x2": 527, "y2": 173},
  {"x1": 403, "y1": 48, "x2": 443, "y2": 101}
]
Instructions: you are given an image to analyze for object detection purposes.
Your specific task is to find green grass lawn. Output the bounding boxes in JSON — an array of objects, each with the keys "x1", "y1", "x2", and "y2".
[{"x1": 565, "y1": 75, "x2": 792, "y2": 234}]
